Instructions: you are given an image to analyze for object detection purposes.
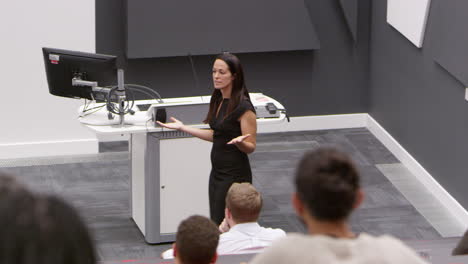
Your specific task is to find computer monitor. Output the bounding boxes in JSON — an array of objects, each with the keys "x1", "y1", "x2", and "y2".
[{"x1": 42, "y1": 47, "x2": 118, "y2": 100}]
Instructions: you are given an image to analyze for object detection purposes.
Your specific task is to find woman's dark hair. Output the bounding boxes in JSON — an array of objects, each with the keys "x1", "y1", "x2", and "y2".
[
  {"x1": 295, "y1": 147, "x2": 360, "y2": 221},
  {"x1": 0, "y1": 174, "x2": 96, "y2": 264},
  {"x1": 204, "y1": 53, "x2": 251, "y2": 123}
]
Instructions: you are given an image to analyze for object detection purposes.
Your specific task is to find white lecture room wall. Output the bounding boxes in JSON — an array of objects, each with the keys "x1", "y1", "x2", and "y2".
[{"x1": 0, "y1": 1, "x2": 98, "y2": 159}]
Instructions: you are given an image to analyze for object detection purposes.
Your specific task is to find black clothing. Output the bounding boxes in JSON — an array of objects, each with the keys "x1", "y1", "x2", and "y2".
[{"x1": 208, "y1": 98, "x2": 255, "y2": 224}]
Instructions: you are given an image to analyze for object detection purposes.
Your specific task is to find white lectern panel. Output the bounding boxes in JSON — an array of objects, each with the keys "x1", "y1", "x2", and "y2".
[
  {"x1": 131, "y1": 133, "x2": 147, "y2": 234},
  {"x1": 159, "y1": 137, "x2": 212, "y2": 234}
]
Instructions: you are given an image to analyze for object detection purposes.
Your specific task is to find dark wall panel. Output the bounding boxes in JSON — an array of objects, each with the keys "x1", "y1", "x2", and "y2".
[
  {"x1": 96, "y1": 0, "x2": 126, "y2": 68},
  {"x1": 126, "y1": 0, "x2": 319, "y2": 58},
  {"x1": 431, "y1": 0, "x2": 468, "y2": 86},
  {"x1": 369, "y1": 0, "x2": 468, "y2": 208},
  {"x1": 97, "y1": 0, "x2": 370, "y2": 117},
  {"x1": 339, "y1": 0, "x2": 359, "y2": 42}
]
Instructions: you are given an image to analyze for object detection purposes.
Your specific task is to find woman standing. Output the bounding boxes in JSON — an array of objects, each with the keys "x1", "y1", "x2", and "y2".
[{"x1": 157, "y1": 53, "x2": 257, "y2": 224}]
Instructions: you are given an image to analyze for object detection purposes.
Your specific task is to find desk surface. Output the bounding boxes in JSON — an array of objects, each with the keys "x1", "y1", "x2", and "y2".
[{"x1": 79, "y1": 93, "x2": 287, "y2": 135}]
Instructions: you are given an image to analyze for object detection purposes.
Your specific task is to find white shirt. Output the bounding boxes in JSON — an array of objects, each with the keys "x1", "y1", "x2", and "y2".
[
  {"x1": 217, "y1": 222, "x2": 286, "y2": 255},
  {"x1": 249, "y1": 233, "x2": 428, "y2": 264},
  {"x1": 161, "y1": 222, "x2": 285, "y2": 259}
]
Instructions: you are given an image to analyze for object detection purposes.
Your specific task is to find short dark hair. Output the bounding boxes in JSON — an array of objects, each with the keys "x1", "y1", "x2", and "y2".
[
  {"x1": 176, "y1": 215, "x2": 220, "y2": 264},
  {"x1": 0, "y1": 172, "x2": 96, "y2": 264},
  {"x1": 226, "y1": 183, "x2": 262, "y2": 223},
  {"x1": 295, "y1": 147, "x2": 360, "y2": 221}
]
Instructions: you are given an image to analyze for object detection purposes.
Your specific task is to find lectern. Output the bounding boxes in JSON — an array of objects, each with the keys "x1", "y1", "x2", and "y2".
[{"x1": 80, "y1": 93, "x2": 286, "y2": 243}]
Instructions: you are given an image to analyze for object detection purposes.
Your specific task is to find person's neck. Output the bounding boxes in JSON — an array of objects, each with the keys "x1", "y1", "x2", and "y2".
[
  {"x1": 220, "y1": 86, "x2": 232, "y2": 99},
  {"x1": 227, "y1": 217, "x2": 237, "y2": 228},
  {"x1": 305, "y1": 216, "x2": 355, "y2": 238}
]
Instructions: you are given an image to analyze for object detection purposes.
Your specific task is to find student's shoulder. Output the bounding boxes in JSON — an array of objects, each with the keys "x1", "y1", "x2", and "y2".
[
  {"x1": 359, "y1": 233, "x2": 427, "y2": 263},
  {"x1": 261, "y1": 226, "x2": 287, "y2": 237},
  {"x1": 249, "y1": 234, "x2": 314, "y2": 264}
]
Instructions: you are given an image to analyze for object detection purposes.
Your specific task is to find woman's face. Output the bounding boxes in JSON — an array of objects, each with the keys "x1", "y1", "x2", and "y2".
[{"x1": 212, "y1": 59, "x2": 234, "y2": 90}]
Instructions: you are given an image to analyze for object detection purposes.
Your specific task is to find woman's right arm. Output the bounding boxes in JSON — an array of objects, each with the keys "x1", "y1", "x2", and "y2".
[{"x1": 156, "y1": 117, "x2": 213, "y2": 142}]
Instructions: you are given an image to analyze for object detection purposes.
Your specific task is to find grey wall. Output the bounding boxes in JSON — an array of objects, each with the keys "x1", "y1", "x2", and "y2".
[
  {"x1": 126, "y1": 0, "x2": 319, "y2": 58},
  {"x1": 97, "y1": 0, "x2": 468, "y2": 209},
  {"x1": 369, "y1": 0, "x2": 468, "y2": 208},
  {"x1": 96, "y1": 0, "x2": 371, "y2": 116}
]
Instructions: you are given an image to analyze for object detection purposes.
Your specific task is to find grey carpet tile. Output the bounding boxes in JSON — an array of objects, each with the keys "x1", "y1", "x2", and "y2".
[
  {"x1": 404, "y1": 237, "x2": 461, "y2": 255},
  {"x1": 360, "y1": 182, "x2": 413, "y2": 209},
  {"x1": 99, "y1": 141, "x2": 129, "y2": 153},
  {"x1": 253, "y1": 170, "x2": 295, "y2": 193},
  {"x1": 250, "y1": 150, "x2": 306, "y2": 162},
  {"x1": 357, "y1": 165, "x2": 393, "y2": 186},
  {"x1": 0, "y1": 128, "x2": 446, "y2": 261},
  {"x1": 96, "y1": 244, "x2": 165, "y2": 262},
  {"x1": 345, "y1": 132, "x2": 400, "y2": 164},
  {"x1": 0, "y1": 152, "x2": 129, "y2": 167},
  {"x1": 255, "y1": 140, "x2": 319, "y2": 152},
  {"x1": 377, "y1": 163, "x2": 466, "y2": 237},
  {"x1": 351, "y1": 213, "x2": 441, "y2": 240}
]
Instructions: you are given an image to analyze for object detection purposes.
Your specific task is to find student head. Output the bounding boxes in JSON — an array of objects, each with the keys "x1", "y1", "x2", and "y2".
[
  {"x1": 225, "y1": 182, "x2": 262, "y2": 225},
  {"x1": 174, "y1": 215, "x2": 220, "y2": 264},
  {"x1": 205, "y1": 52, "x2": 250, "y2": 123},
  {"x1": 0, "y1": 172, "x2": 96, "y2": 264},
  {"x1": 0, "y1": 171, "x2": 28, "y2": 198},
  {"x1": 293, "y1": 147, "x2": 363, "y2": 224}
]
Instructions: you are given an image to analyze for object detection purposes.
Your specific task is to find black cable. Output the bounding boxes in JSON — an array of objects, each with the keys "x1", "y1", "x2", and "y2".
[
  {"x1": 81, "y1": 98, "x2": 93, "y2": 113},
  {"x1": 82, "y1": 104, "x2": 106, "y2": 113},
  {"x1": 106, "y1": 86, "x2": 135, "y2": 115},
  {"x1": 124, "y1": 84, "x2": 163, "y2": 103},
  {"x1": 125, "y1": 87, "x2": 159, "y2": 103}
]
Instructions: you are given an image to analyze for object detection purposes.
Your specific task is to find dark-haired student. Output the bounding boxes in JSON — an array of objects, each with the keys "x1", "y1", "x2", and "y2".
[
  {"x1": 0, "y1": 172, "x2": 97, "y2": 264},
  {"x1": 157, "y1": 53, "x2": 257, "y2": 225},
  {"x1": 453, "y1": 229, "x2": 468, "y2": 255},
  {"x1": 172, "y1": 215, "x2": 220, "y2": 264},
  {"x1": 249, "y1": 148, "x2": 428, "y2": 264}
]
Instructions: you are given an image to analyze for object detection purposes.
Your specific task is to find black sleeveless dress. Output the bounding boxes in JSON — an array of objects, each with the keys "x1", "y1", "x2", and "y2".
[{"x1": 208, "y1": 98, "x2": 255, "y2": 224}]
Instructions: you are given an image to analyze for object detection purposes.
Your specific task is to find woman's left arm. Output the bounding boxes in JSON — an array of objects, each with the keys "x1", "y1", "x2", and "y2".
[{"x1": 227, "y1": 110, "x2": 257, "y2": 154}]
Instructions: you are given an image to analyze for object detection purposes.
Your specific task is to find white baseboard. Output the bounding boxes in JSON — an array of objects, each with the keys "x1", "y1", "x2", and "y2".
[
  {"x1": 258, "y1": 113, "x2": 368, "y2": 133},
  {"x1": 0, "y1": 139, "x2": 98, "y2": 159},
  {"x1": 366, "y1": 115, "x2": 468, "y2": 229}
]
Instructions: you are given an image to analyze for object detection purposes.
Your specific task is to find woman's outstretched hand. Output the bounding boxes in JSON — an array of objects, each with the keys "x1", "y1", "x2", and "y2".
[
  {"x1": 156, "y1": 117, "x2": 185, "y2": 130},
  {"x1": 227, "y1": 134, "x2": 251, "y2": 145}
]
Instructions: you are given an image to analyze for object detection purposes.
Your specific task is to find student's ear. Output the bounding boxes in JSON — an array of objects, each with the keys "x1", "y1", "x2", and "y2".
[
  {"x1": 172, "y1": 243, "x2": 177, "y2": 257},
  {"x1": 353, "y1": 189, "x2": 364, "y2": 209},
  {"x1": 292, "y1": 192, "x2": 305, "y2": 217},
  {"x1": 210, "y1": 253, "x2": 218, "y2": 264}
]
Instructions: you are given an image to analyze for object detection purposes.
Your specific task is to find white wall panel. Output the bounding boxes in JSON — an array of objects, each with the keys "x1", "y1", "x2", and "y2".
[{"x1": 387, "y1": 0, "x2": 431, "y2": 48}]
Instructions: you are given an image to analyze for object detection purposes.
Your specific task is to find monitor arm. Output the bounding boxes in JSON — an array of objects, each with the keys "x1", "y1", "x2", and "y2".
[
  {"x1": 72, "y1": 69, "x2": 127, "y2": 127},
  {"x1": 116, "y1": 69, "x2": 126, "y2": 126}
]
